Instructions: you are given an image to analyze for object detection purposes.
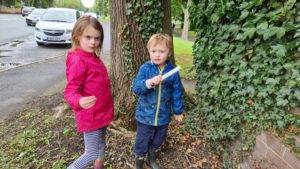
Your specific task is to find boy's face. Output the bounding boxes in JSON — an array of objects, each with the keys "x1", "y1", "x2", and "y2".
[{"x1": 149, "y1": 42, "x2": 170, "y2": 68}]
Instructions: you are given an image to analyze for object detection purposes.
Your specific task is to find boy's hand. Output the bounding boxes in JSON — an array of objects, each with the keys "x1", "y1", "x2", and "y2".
[
  {"x1": 149, "y1": 75, "x2": 162, "y2": 87},
  {"x1": 79, "y1": 96, "x2": 97, "y2": 109},
  {"x1": 174, "y1": 114, "x2": 184, "y2": 123}
]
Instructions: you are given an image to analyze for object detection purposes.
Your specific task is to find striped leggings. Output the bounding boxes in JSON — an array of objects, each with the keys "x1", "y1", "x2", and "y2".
[{"x1": 68, "y1": 127, "x2": 107, "y2": 169}]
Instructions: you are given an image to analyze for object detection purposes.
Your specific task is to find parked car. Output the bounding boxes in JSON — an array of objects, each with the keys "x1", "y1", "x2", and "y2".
[
  {"x1": 79, "y1": 11, "x2": 84, "y2": 17},
  {"x1": 21, "y1": 6, "x2": 35, "y2": 17},
  {"x1": 84, "y1": 12, "x2": 98, "y2": 19},
  {"x1": 26, "y1": 8, "x2": 46, "y2": 26},
  {"x1": 34, "y1": 8, "x2": 80, "y2": 46}
]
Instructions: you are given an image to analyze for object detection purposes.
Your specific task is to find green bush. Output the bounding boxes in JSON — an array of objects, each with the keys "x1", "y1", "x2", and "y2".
[
  {"x1": 2, "y1": 0, "x2": 16, "y2": 7},
  {"x1": 190, "y1": 0, "x2": 300, "y2": 155}
]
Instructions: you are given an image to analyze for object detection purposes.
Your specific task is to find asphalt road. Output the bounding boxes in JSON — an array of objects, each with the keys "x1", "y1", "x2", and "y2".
[{"x1": 0, "y1": 14, "x2": 33, "y2": 44}]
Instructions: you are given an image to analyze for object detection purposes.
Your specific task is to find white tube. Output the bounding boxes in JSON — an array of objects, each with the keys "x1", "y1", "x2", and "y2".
[{"x1": 162, "y1": 66, "x2": 181, "y2": 80}]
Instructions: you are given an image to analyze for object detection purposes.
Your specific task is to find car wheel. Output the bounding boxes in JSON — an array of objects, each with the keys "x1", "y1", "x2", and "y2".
[{"x1": 36, "y1": 42, "x2": 44, "y2": 46}]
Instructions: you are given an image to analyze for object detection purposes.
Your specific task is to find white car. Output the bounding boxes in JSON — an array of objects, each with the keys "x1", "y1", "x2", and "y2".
[{"x1": 34, "y1": 8, "x2": 80, "y2": 46}]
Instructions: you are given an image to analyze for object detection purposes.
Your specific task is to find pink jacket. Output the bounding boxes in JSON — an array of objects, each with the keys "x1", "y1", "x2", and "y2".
[{"x1": 64, "y1": 48, "x2": 114, "y2": 133}]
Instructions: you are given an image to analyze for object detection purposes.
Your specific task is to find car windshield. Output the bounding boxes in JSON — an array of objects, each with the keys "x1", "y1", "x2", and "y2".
[
  {"x1": 41, "y1": 10, "x2": 76, "y2": 23},
  {"x1": 31, "y1": 9, "x2": 45, "y2": 15}
]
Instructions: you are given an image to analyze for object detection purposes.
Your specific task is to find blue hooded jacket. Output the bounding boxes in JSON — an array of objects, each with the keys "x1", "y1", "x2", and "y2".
[{"x1": 131, "y1": 61, "x2": 184, "y2": 126}]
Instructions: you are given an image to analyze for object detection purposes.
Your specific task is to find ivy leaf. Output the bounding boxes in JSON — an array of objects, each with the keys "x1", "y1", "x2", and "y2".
[
  {"x1": 283, "y1": 63, "x2": 293, "y2": 69},
  {"x1": 257, "y1": 21, "x2": 268, "y2": 30},
  {"x1": 274, "y1": 27, "x2": 286, "y2": 39},
  {"x1": 277, "y1": 120, "x2": 285, "y2": 129},
  {"x1": 294, "y1": 29, "x2": 300, "y2": 38},
  {"x1": 294, "y1": 91, "x2": 300, "y2": 100},
  {"x1": 266, "y1": 78, "x2": 280, "y2": 86},
  {"x1": 276, "y1": 98, "x2": 288, "y2": 106},
  {"x1": 262, "y1": 26, "x2": 278, "y2": 40},
  {"x1": 238, "y1": 2, "x2": 249, "y2": 10},
  {"x1": 292, "y1": 69, "x2": 300, "y2": 80},
  {"x1": 270, "y1": 44, "x2": 287, "y2": 57},
  {"x1": 211, "y1": 13, "x2": 220, "y2": 23},
  {"x1": 239, "y1": 10, "x2": 249, "y2": 20},
  {"x1": 242, "y1": 27, "x2": 256, "y2": 39},
  {"x1": 228, "y1": 24, "x2": 240, "y2": 34},
  {"x1": 285, "y1": 0, "x2": 296, "y2": 10}
]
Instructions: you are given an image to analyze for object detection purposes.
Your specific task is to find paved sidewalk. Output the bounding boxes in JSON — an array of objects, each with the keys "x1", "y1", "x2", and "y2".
[{"x1": 173, "y1": 27, "x2": 196, "y2": 42}]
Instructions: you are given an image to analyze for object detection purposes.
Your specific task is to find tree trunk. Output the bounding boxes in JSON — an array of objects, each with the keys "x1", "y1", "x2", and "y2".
[
  {"x1": 110, "y1": 0, "x2": 174, "y2": 128},
  {"x1": 109, "y1": 0, "x2": 136, "y2": 117},
  {"x1": 180, "y1": 0, "x2": 192, "y2": 40},
  {"x1": 161, "y1": 0, "x2": 176, "y2": 65}
]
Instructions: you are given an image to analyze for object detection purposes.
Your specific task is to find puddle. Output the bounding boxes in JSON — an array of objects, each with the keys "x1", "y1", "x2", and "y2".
[
  {"x1": 10, "y1": 40, "x2": 24, "y2": 47},
  {"x1": 0, "y1": 43, "x2": 9, "y2": 47},
  {"x1": 0, "y1": 55, "x2": 11, "y2": 58},
  {"x1": 0, "y1": 63, "x2": 22, "y2": 70},
  {"x1": 0, "y1": 50, "x2": 13, "y2": 53}
]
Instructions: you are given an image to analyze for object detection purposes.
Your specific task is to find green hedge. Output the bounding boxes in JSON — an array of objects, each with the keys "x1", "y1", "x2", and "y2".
[
  {"x1": 190, "y1": 0, "x2": 300, "y2": 154},
  {"x1": 2, "y1": 0, "x2": 16, "y2": 7}
]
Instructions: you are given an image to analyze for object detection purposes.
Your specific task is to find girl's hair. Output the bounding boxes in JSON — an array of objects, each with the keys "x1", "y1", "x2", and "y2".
[
  {"x1": 147, "y1": 33, "x2": 172, "y2": 51},
  {"x1": 71, "y1": 15, "x2": 104, "y2": 53}
]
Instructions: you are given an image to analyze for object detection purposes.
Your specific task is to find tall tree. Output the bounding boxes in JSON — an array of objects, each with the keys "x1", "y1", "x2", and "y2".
[
  {"x1": 109, "y1": 0, "x2": 174, "y2": 124},
  {"x1": 175, "y1": 0, "x2": 192, "y2": 40},
  {"x1": 94, "y1": 0, "x2": 109, "y2": 16}
]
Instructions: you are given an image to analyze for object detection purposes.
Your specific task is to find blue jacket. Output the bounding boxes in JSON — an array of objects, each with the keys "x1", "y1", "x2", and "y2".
[{"x1": 131, "y1": 61, "x2": 184, "y2": 126}]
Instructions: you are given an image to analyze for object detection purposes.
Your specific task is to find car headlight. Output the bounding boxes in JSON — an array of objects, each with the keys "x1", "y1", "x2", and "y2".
[
  {"x1": 35, "y1": 27, "x2": 42, "y2": 32},
  {"x1": 65, "y1": 29, "x2": 72, "y2": 34}
]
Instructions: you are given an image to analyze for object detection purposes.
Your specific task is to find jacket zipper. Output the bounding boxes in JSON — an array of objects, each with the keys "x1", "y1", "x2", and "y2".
[{"x1": 154, "y1": 68, "x2": 164, "y2": 126}]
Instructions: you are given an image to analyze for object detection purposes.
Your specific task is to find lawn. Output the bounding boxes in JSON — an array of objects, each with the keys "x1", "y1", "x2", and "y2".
[{"x1": 173, "y1": 36, "x2": 195, "y2": 80}]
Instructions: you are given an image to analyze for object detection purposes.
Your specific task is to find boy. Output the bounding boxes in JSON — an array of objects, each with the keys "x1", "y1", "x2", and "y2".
[{"x1": 131, "y1": 33, "x2": 184, "y2": 169}]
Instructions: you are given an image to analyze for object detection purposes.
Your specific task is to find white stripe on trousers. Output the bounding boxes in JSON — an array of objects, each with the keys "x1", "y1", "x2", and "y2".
[{"x1": 69, "y1": 127, "x2": 106, "y2": 169}]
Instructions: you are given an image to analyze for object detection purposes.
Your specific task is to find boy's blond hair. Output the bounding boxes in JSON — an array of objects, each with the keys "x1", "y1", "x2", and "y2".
[{"x1": 147, "y1": 33, "x2": 173, "y2": 52}]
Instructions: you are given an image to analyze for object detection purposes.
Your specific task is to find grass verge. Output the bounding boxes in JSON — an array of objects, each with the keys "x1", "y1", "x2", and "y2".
[{"x1": 173, "y1": 36, "x2": 195, "y2": 80}]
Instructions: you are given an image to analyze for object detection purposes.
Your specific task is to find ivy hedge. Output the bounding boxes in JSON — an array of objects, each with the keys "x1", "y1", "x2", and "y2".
[{"x1": 189, "y1": 0, "x2": 300, "y2": 156}]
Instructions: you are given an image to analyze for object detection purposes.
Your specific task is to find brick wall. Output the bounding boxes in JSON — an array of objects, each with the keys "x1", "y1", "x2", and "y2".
[{"x1": 241, "y1": 132, "x2": 300, "y2": 169}]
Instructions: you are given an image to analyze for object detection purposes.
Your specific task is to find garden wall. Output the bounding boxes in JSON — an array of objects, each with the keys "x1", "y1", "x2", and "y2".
[
  {"x1": 0, "y1": 5, "x2": 21, "y2": 14},
  {"x1": 242, "y1": 132, "x2": 300, "y2": 169}
]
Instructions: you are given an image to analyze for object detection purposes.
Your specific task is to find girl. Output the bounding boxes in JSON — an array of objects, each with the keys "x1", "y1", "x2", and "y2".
[{"x1": 64, "y1": 16, "x2": 114, "y2": 169}]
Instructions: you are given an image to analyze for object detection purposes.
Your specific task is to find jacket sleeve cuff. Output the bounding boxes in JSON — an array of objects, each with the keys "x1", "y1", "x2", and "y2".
[
  {"x1": 145, "y1": 79, "x2": 154, "y2": 89},
  {"x1": 73, "y1": 96, "x2": 82, "y2": 111}
]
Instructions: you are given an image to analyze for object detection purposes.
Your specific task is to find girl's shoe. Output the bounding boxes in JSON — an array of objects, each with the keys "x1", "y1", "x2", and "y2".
[{"x1": 94, "y1": 159, "x2": 104, "y2": 169}]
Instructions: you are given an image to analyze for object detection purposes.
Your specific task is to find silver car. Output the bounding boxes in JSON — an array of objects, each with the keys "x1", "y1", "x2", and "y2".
[
  {"x1": 26, "y1": 8, "x2": 46, "y2": 26},
  {"x1": 21, "y1": 6, "x2": 35, "y2": 17}
]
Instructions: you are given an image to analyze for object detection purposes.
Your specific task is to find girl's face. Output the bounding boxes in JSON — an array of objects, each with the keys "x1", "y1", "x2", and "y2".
[
  {"x1": 79, "y1": 26, "x2": 101, "y2": 53},
  {"x1": 149, "y1": 42, "x2": 170, "y2": 69}
]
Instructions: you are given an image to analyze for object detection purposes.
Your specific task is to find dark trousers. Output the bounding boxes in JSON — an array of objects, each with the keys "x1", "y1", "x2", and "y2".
[{"x1": 134, "y1": 121, "x2": 168, "y2": 156}]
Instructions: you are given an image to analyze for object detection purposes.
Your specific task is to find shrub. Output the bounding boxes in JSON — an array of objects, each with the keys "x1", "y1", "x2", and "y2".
[{"x1": 190, "y1": 0, "x2": 300, "y2": 155}]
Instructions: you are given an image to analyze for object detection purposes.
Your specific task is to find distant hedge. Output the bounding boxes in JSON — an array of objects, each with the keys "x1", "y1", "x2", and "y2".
[
  {"x1": 2, "y1": 0, "x2": 16, "y2": 7},
  {"x1": 190, "y1": 0, "x2": 300, "y2": 154}
]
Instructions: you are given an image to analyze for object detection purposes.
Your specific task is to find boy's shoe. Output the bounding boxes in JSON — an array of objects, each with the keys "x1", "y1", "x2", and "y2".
[
  {"x1": 94, "y1": 159, "x2": 104, "y2": 169},
  {"x1": 135, "y1": 155, "x2": 145, "y2": 169},
  {"x1": 147, "y1": 146, "x2": 161, "y2": 169}
]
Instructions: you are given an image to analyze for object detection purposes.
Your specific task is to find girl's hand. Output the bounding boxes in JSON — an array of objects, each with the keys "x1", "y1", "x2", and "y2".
[
  {"x1": 79, "y1": 96, "x2": 97, "y2": 109},
  {"x1": 174, "y1": 114, "x2": 184, "y2": 123},
  {"x1": 150, "y1": 75, "x2": 162, "y2": 86}
]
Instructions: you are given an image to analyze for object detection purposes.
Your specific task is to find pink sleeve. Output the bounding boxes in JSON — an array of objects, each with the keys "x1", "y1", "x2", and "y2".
[{"x1": 64, "y1": 54, "x2": 85, "y2": 111}]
